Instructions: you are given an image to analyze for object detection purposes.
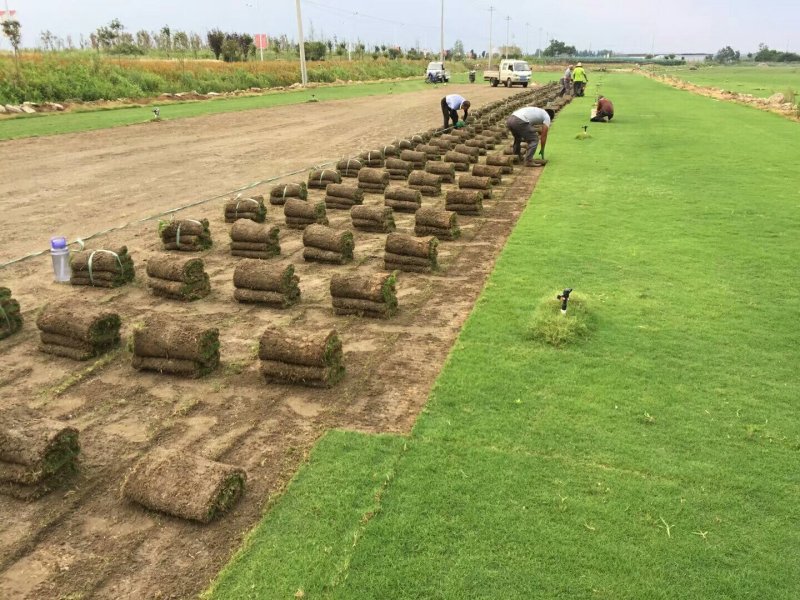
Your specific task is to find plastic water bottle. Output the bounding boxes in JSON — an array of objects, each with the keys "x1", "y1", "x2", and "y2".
[{"x1": 50, "y1": 237, "x2": 71, "y2": 283}]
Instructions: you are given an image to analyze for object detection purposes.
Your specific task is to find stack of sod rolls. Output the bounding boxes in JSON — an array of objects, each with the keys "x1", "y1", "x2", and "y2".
[
  {"x1": 37, "y1": 304, "x2": 120, "y2": 360},
  {"x1": 160, "y1": 219, "x2": 212, "y2": 251},
  {"x1": 302, "y1": 224, "x2": 354, "y2": 265},
  {"x1": 458, "y1": 175, "x2": 493, "y2": 199},
  {"x1": 223, "y1": 195, "x2": 267, "y2": 223},
  {"x1": 357, "y1": 168, "x2": 390, "y2": 194},
  {"x1": 325, "y1": 184, "x2": 364, "y2": 210},
  {"x1": 358, "y1": 149, "x2": 385, "y2": 168},
  {"x1": 230, "y1": 220, "x2": 280, "y2": 259},
  {"x1": 408, "y1": 171, "x2": 442, "y2": 197},
  {"x1": 486, "y1": 153, "x2": 515, "y2": 174},
  {"x1": 384, "y1": 187, "x2": 422, "y2": 213},
  {"x1": 385, "y1": 158, "x2": 413, "y2": 181},
  {"x1": 443, "y1": 151, "x2": 471, "y2": 171},
  {"x1": 284, "y1": 198, "x2": 328, "y2": 230},
  {"x1": 393, "y1": 138, "x2": 414, "y2": 150},
  {"x1": 69, "y1": 246, "x2": 135, "y2": 288},
  {"x1": 269, "y1": 182, "x2": 307, "y2": 206},
  {"x1": 0, "y1": 415, "x2": 80, "y2": 499},
  {"x1": 476, "y1": 135, "x2": 497, "y2": 149},
  {"x1": 0, "y1": 287, "x2": 23, "y2": 340},
  {"x1": 122, "y1": 448, "x2": 246, "y2": 523},
  {"x1": 445, "y1": 190, "x2": 483, "y2": 216},
  {"x1": 415, "y1": 144, "x2": 442, "y2": 161},
  {"x1": 307, "y1": 169, "x2": 341, "y2": 190},
  {"x1": 330, "y1": 272, "x2": 398, "y2": 318},
  {"x1": 259, "y1": 327, "x2": 344, "y2": 388},
  {"x1": 381, "y1": 144, "x2": 399, "y2": 158},
  {"x1": 410, "y1": 133, "x2": 427, "y2": 145},
  {"x1": 471, "y1": 163, "x2": 503, "y2": 184},
  {"x1": 384, "y1": 233, "x2": 438, "y2": 273},
  {"x1": 464, "y1": 139, "x2": 488, "y2": 155},
  {"x1": 425, "y1": 161, "x2": 456, "y2": 184},
  {"x1": 336, "y1": 158, "x2": 363, "y2": 179},
  {"x1": 414, "y1": 207, "x2": 460, "y2": 241},
  {"x1": 453, "y1": 144, "x2": 480, "y2": 163},
  {"x1": 131, "y1": 316, "x2": 220, "y2": 377},
  {"x1": 147, "y1": 256, "x2": 210, "y2": 300},
  {"x1": 350, "y1": 205, "x2": 396, "y2": 233},
  {"x1": 233, "y1": 261, "x2": 300, "y2": 307},
  {"x1": 399, "y1": 150, "x2": 427, "y2": 170},
  {"x1": 429, "y1": 139, "x2": 454, "y2": 152}
]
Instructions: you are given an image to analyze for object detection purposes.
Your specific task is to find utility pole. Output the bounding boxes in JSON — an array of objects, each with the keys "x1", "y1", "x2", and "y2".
[
  {"x1": 488, "y1": 6, "x2": 495, "y2": 70},
  {"x1": 538, "y1": 27, "x2": 542, "y2": 58},
  {"x1": 525, "y1": 22, "x2": 530, "y2": 57},
  {"x1": 505, "y1": 16, "x2": 510, "y2": 59},
  {"x1": 295, "y1": 0, "x2": 308, "y2": 85},
  {"x1": 440, "y1": 0, "x2": 444, "y2": 63}
]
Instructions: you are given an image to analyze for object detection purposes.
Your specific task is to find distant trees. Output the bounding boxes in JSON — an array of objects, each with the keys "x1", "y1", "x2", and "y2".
[
  {"x1": 713, "y1": 46, "x2": 740, "y2": 63},
  {"x1": 754, "y1": 43, "x2": 800, "y2": 63},
  {"x1": 207, "y1": 29, "x2": 224, "y2": 59},
  {"x1": 451, "y1": 39, "x2": 465, "y2": 60},
  {"x1": 304, "y1": 41, "x2": 327, "y2": 61},
  {"x1": 543, "y1": 39, "x2": 576, "y2": 57},
  {"x1": 1, "y1": 18, "x2": 21, "y2": 70}
]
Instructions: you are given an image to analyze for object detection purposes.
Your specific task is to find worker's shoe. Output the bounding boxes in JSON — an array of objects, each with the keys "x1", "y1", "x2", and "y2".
[{"x1": 524, "y1": 159, "x2": 548, "y2": 167}]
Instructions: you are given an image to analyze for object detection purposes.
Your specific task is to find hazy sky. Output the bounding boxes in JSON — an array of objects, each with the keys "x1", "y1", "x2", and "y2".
[{"x1": 3, "y1": 0, "x2": 798, "y2": 55}]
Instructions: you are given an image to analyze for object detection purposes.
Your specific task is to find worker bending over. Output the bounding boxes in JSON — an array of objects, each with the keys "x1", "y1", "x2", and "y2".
[
  {"x1": 590, "y1": 95, "x2": 614, "y2": 122},
  {"x1": 506, "y1": 106, "x2": 555, "y2": 166},
  {"x1": 441, "y1": 94, "x2": 471, "y2": 129}
]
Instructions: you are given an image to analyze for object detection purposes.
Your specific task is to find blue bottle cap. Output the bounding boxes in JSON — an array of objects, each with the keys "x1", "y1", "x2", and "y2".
[{"x1": 50, "y1": 236, "x2": 67, "y2": 250}]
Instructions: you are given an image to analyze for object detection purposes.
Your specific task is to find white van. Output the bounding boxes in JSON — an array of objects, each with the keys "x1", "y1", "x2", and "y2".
[
  {"x1": 425, "y1": 61, "x2": 450, "y2": 83},
  {"x1": 482, "y1": 59, "x2": 533, "y2": 87}
]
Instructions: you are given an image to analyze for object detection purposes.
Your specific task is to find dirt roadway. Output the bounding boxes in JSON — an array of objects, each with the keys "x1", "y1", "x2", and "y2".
[{"x1": 0, "y1": 83, "x2": 550, "y2": 599}]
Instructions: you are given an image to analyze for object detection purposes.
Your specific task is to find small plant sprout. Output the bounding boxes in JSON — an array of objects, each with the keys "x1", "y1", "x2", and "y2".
[
  {"x1": 658, "y1": 516, "x2": 673, "y2": 538},
  {"x1": 557, "y1": 288, "x2": 573, "y2": 315},
  {"x1": 692, "y1": 530, "x2": 709, "y2": 540}
]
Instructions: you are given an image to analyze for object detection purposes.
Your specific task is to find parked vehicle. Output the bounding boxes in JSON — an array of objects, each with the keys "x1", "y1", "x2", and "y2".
[
  {"x1": 482, "y1": 59, "x2": 532, "y2": 88},
  {"x1": 425, "y1": 61, "x2": 450, "y2": 83}
]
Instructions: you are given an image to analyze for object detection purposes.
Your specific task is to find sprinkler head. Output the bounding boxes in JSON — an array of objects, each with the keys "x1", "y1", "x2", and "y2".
[
  {"x1": 152, "y1": 107, "x2": 160, "y2": 118},
  {"x1": 556, "y1": 288, "x2": 573, "y2": 314}
]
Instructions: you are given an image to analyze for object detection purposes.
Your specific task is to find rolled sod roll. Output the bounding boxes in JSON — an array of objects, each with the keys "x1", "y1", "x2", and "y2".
[
  {"x1": 259, "y1": 327, "x2": 344, "y2": 387},
  {"x1": 302, "y1": 224, "x2": 354, "y2": 264},
  {"x1": 284, "y1": 198, "x2": 328, "y2": 229},
  {"x1": 458, "y1": 175, "x2": 493, "y2": 198},
  {"x1": 131, "y1": 316, "x2": 220, "y2": 377},
  {"x1": 233, "y1": 260, "x2": 299, "y2": 295},
  {"x1": 358, "y1": 183, "x2": 389, "y2": 194},
  {"x1": 385, "y1": 233, "x2": 438, "y2": 265},
  {"x1": 384, "y1": 187, "x2": 422, "y2": 212},
  {"x1": 408, "y1": 171, "x2": 442, "y2": 197},
  {"x1": 0, "y1": 288, "x2": 23, "y2": 340},
  {"x1": 230, "y1": 220, "x2": 280, "y2": 253},
  {"x1": 69, "y1": 246, "x2": 135, "y2": 288},
  {"x1": 359, "y1": 149, "x2": 385, "y2": 162},
  {"x1": 486, "y1": 153, "x2": 515, "y2": 173},
  {"x1": 269, "y1": 182, "x2": 308, "y2": 205},
  {"x1": 358, "y1": 168, "x2": 390, "y2": 186},
  {"x1": 231, "y1": 250, "x2": 277, "y2": 260},
  {"x1": 393, "y1": 138, "x2": 413, "y2": 150},
  {"x1": 146, "y1": 256, "x2": 210, "y2": 300},
  {"x1": 399, "y1": 150, "x2": 427, "y2": 169},
  {"x1": 429, "y1": 139, "x2": 454, "y2": 151},
  {"x1": 465, "y1": 139, "x2": 487, "y2": 150},
  {"x1": 336, "y1": 158, "x2": 363, "y2": 178},
  {"x1": 350, "y1": 205, "x2": 396, "y2": 233},
  {"x1": 330, "y1": 272, "x2": 398, "y2": 318},
  {"x1": 160, "y1": 219, "x2": 212, "y2": 251},
  {"x1": 0, "y1": 417, "x2": 80, "y2": 487},
  {"x1": 381, "y1": 144, "x2": 399, "y2": 157},
  {"x1": 425, "y1": 161, "x2": 456, "y2": 184},
  {"x1": 416, "y1": 144, "x2": 442, "y2": 160},
  {"x1": 224, "y1": 195, "x2": 266, "y2": 223},
  {"x1": 36, "y1": 304, "x2": 121, "y2": 360},
  {"x1": 385, "y1": 158, "x2": 412, "y2": 178},
  {"x1": 414, "y1": 207, "x2": 460, "y2": 240},
  {"x1": 443, "y1": 151, "x2": 471, "y2": 171},
  {"x1": 453, "y1": 144, "x2": 480, "y2": 162},
  {"x1": 411, "y1": 134, "x2": 426, "y2": 144},
  {"x1": 445, "y1": 190, "x2": 484, "y2": 215},
  {"x1": 472, "y1": 164, "x2": 503, "y2": 184},
  {"x1": 326, "y1": 183, "x2": 364, "y2": 202},
  {"x1": 308, "y1": 169, "x2": 341, "y2": 189},
  {"x1": 122, "y1": 448, "x2": 246, "y2": 523}
]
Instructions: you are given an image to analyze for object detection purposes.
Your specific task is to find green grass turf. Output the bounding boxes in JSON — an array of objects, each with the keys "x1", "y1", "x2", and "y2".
[
  {"x1": 658, "y1": 64, "x2": 800, "y2": 97},
  {"x1": 208, "y1": 73, "x2": 800, "y2": 598},
  {"x1": 0, "y1": 72, "x2": 557, "y2": 141}
]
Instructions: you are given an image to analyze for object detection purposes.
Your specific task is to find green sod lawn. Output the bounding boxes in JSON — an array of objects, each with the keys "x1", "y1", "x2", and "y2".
[
  {"x1": 660, "y1": 64, "x2": 800, "y2": 98},
  {"x1": 208, "y1": 73, "x2": 800, "y2": 599},
  {"x1": 0, "y1": 72, "x2": 558, "y2": 141}
]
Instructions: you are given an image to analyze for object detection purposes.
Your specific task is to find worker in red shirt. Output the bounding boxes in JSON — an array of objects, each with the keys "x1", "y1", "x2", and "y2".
[{"x1": 590, "y1": 95, "x2": 614, "y2": 122}]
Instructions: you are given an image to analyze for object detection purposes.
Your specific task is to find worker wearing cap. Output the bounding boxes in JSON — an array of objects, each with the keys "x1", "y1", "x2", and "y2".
[
  {"x1": 572, "y1": 62, "x2": 588, "y2": 96},
  {"x1": 441, "y1": 94, "x2": 471, "y2": 130},
  {"x1": 506, "y1": 106, "x2": 555, "y2": 166},
  {"x1": 559, "y1": 65, "x2": 573, "y2": 97},
  {"x1": 591, "y1": 95, "x2": 614, "y2": 122}
]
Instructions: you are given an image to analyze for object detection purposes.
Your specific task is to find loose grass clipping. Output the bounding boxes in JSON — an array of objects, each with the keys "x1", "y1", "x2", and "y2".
[
  {"x1": 122, "y1": 448, "x2": 246, "y2": 523},
  {"x1": 526, "y1": 292, "x2": 594, "y2": 347}
]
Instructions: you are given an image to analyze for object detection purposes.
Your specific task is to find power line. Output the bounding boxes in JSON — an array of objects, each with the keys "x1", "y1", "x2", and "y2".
[{"x1": 304, "y1": 0, "x2": 438, "y2": 31}]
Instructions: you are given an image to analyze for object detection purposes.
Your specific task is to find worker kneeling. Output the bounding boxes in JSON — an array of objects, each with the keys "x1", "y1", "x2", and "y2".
[
  {"x1": 591, "y1": 95, "x2": 614, "y2": 122},
  {"x1": 506, "y1": 106, "x2": 555, "y2": 166}
]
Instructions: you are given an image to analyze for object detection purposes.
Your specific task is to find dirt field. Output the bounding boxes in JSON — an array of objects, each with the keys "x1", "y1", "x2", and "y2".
[{"x1": 0, "y1": 84, "x2": 548, "y2": 599}]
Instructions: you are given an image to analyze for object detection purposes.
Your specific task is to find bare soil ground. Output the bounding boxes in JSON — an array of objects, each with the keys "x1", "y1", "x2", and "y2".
[{"x1": 0, "y1": 84, "x2": 546, "y2": 599}]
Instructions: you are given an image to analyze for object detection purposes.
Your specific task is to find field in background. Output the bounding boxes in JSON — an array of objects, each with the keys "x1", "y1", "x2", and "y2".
[
  {"x1": 208, "y1": 74, "x2": 800, "y2": 599},
  {"x1": 657, "y1": 64, "x2": 800, "y2": 97}
]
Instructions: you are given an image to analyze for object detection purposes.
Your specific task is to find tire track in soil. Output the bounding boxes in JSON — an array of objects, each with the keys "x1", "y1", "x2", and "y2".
[{"x1": 0, "y1": 85, "x2": 554, "y2": 599}]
